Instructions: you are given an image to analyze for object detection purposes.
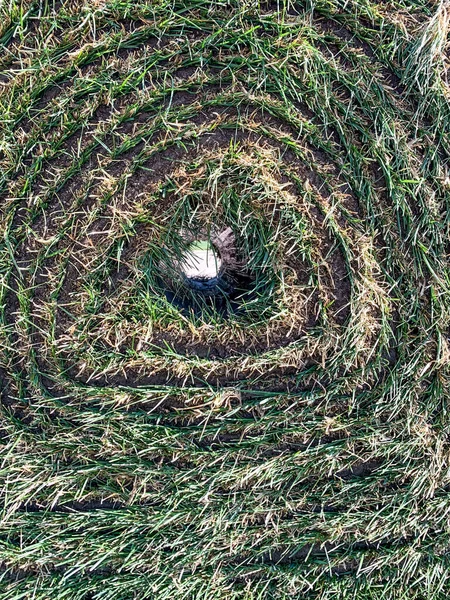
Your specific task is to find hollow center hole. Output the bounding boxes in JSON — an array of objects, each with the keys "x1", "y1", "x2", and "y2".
[{"x1": 180, "y1": 240, "x2": 222, "y2": 280}]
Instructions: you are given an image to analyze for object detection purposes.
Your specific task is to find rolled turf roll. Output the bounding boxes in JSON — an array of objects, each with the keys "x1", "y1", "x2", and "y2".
[{"x1": 0, "y1": 1, "x2": 450, "y2": 599}]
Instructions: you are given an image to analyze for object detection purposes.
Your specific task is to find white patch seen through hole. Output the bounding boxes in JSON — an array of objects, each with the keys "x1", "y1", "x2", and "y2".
[{"x1": 180, "y1": 240, "x2": 222, "y2": 280}]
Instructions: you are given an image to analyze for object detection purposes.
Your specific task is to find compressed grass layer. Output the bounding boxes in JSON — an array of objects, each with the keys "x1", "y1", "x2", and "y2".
[{"x1": 1, "y1": 0, "x2": 450, "y2": 598}]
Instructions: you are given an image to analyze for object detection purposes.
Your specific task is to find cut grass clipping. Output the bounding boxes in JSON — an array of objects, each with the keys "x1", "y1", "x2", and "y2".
[{"x1": 1, "y1": 1, "x2": 450, "y2": 599}]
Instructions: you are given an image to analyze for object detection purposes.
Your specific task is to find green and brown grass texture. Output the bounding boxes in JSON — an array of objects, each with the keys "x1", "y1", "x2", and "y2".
[{"x1": 1, "y1": 0, "x2": 450, "y2": 598}]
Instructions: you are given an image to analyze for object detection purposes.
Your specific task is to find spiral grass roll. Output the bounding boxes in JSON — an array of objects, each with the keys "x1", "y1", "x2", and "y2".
[{"x1": 1, "y1": 1, "x2": 450, "y2": 598}]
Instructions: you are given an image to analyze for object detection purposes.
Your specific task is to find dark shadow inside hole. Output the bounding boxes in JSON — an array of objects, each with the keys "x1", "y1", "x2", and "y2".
[
  {"x1": 163, "y1": 272, "x2": 256, "y2": 317},
  {"x1": 160, "y1": 228, "x2": 257, "y2": 317}
]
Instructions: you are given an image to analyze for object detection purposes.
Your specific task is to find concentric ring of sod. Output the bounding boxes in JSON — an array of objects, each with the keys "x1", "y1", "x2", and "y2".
[
  {"x1": 1, "y1": 0, "x2": 450, "y2": 597},
  {"x1": 3, "y1": 31, "x2": 396, "y2": 391}
]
